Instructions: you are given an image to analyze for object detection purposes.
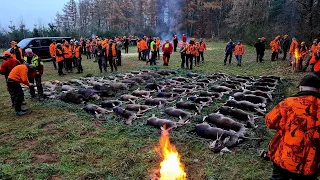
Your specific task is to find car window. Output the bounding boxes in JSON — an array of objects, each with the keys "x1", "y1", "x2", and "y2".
[
  {"x1": 17, "y1": 39, "x2": 31, "y2": 48},
  {"x1": 30, "y1": 40, "x2": 41, "y2": 47},
  {"x1": 41, "y1": 39, "x2": 52, "y2": 47}
]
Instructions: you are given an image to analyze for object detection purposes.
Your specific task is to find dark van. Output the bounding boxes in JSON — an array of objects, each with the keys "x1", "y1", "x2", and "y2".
[{"x1": 7, "y1": 37, "x2": 72, "y2": 59}]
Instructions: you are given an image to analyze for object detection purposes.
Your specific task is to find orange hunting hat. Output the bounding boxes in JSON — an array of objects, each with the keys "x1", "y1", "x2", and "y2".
[{"x1": 3, "y1": 51, "x2": 11, "y2": 57}]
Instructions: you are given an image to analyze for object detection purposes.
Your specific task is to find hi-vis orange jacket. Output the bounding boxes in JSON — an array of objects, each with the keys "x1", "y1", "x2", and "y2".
[
  {"x1": 234, "y1": 44, "x2": 245, "y2": 55},
  {"x1": 8, "y1": 64, "x2": 30, "y2": 86},
  {"x1": 74, "y1": 46, "x2": 81, "y2": 58},
  {"x1": 64, "y1": 46, "x2": 73, "y2": 58},
  {"x1": 290, "y1": 40, "x2": 299, "y2": 55},
  {"x1": 182, "y1": 44, "x2": 195, "y2": 55},
  {"x1": 310, "y1": 43, "x2": 320, "y2": 72},
  {"x1": 270, "y1": 39, "x2": 281, "y2": 53},
  {"x1": 49, "y1": 43, "x2": 56, "y2": 57},
  {"x1": 106, "y1": 43, "x2": 117, "y2": 57},
  {"x1": 139, "y1": 40, "x2": 148, "y2": 51},
  {"x1": 55, "y1": 49, "x2": 64, "y2": 62},
  {"x1": 199, "y1": 42, "x2": 207, "y2": 52},
  {"x1": 266, "y1": 91, "x2": 320, "y2": 175}
]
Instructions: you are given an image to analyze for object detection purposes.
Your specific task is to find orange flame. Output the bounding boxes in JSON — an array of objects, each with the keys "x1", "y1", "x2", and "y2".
[
  {"x1": 294, "y1": 49, "x2": 299, "y2": 62},
  {"x1": 158, "y1": 127, "x2": 186, "y2": 180}
]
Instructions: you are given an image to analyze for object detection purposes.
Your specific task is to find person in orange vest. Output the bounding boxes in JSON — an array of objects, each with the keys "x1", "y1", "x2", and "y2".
[
  {"x1": 64, "y1": 42, "x2": 73, "y2": 73},
  {"x1": 181, "y1": 40, "x2": 195, "y2": 70},
  {"x1": 70, "y1": 40, "x2": 77, "y2": 68},
  {"x1": 234, "y1": 41, "x2": 245, "y2": 66},
  {"x1": 9, "y1": 41, "x2": 23, "y2": 63},
  {"x1": 49, "y1": 40, "x2": 57, "y2": 70},
  {"x1": 74, "y1": 41, "x2": 83, "y2": 74},
  {"x1": 156, "y1": 37, "x2": 161, "y2": 60},
  {"x1": 106, "y1": 40, "x2": 118, "y2": 72},
  {"x1": 297, "y1": 42, "x2": 308, "y2": 71},
  {"x1": 304, "y1": 39, "x2": 319, "y2": 72},
  {"x1": 310, "y1": 41, "x2": 320, "y2": 78},
  {"x1": 55, "y1": 43, "x2": 66, "y2": 76},
  {"x1": 162, "y1": 39, "x2": 173, "y2": 66},
  {"x1": 7, "y1": 64, "x2": 36, "y2": 116},
  {"x1": 270, "y1": 36, "x2": 281, "y2": 61},
  {"x1": 194, "y1": 42, "x2": 200, "y2": 66},
  {"x1": 0, "y1": 51, "x2": 21, "y2": 108},
  {"x1": 199, "y1": 38, "x2": 207, "y2": 63},
  {"x1": 86, "y1": 40, "x2": 92, "y2": 59},
  {"x1": 266, "y1": 74, "x2": 320, "y2": 180},
  {"x1": 140, "y1": 38, "x2": 148, "y2": 61}
]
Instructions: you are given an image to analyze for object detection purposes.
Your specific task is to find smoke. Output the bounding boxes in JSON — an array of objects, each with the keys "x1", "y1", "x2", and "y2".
[{"x1": 154, "y1": 0, "x2": 191, "y2": 44}]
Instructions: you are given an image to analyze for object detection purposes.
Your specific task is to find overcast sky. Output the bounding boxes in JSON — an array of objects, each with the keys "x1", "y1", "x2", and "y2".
[{"x1": 0, "y1": 0, "x2": 69, "y2": 30}]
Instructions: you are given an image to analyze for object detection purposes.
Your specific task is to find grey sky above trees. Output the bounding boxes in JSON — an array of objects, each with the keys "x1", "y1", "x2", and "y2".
[{"x1": 0, "y1": 0, "x2": 68, "y2": 29}]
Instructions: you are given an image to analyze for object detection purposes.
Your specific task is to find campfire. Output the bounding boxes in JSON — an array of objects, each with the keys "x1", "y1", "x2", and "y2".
[
  {"x1": 153, "y1": 126, "x2": 187, "y2": 180},
  {"x1": 294, "y1": 49, "x2": 299, "y2": 62}
]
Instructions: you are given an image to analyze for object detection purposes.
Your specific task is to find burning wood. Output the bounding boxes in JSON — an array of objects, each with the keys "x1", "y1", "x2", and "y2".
[{"x1": 153, "y1": 126, "x2": 187, "y2": 180}]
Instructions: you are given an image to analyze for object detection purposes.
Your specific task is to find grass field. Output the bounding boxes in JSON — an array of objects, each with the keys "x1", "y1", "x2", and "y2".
[{"x1": 0, "y1": 41, "x2": 309, "y2": 180}]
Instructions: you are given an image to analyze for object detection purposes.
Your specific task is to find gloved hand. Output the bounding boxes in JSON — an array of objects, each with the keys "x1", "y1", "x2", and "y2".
[{"x1": 29, "y1": 83, "x2": 35, "y2": 87}]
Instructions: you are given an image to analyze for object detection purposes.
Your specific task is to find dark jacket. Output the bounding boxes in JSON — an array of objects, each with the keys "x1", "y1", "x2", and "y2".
[
  {"x1": 282, "y1": 38, "x2": 290, "y2": 51},
  {"x1": 96, "y1": 46, "x2": 104, "y2": 57},
  {"x1": 254, "y1": 40, "x2": 266, "y2": 53},
  {"x1": 225, "y1": 42, "x2": 235, "y2": 53}
]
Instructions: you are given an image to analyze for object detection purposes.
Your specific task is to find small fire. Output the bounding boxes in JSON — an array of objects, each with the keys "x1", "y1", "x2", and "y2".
[
  {"x1": 157, "y1": 127, "x2": 186, "y2": 180},
  {"x1": 294, "y1": 49, "x2": 299, "y2": 62}
]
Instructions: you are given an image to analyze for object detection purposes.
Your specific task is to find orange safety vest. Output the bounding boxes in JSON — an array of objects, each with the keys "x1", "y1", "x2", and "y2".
[
  {"x1": 55, "y1": 49, "x2": 64, "y2": 62},
  {"x1": 136, "y1": 42, "x2": 141, "y2": 52},
  {"x1": 194, "y1": 44, "x2": 200, "y2": 56},
  {"x1": 49, "y1": 43, "x2": 56, "y2": 57},
  {"x1": 185, "y1": 44, "x2": 195, "y2": 55},
  {"x1": 140, "y1": 40, "x2": 148, "y2": 51},
  {"x1": 156, "y1": 40, "x2": 161, "y2": 49},
  {"x1": 290, "y1": 40, "x2": 299, "y2": 54},
  {"x1": 199, "y1": 42, "x2": 207, "y2": 52},
  {"x1": 64, "y1": 46, "x2": 73, "y2": 58},
  {"x1": 74, "y1": 46, "x2": 81, "y2": 58},
  {"x1": 106, "y1": 43, "x2": 117, "y2": 57},
  {"x1": 234, "y1": 44, "x2": 245, "y2": 55},
  {"x1": 270, "y1": 40, "x2": 280, "y2": 53},
  {"x1": 310, "y1": 43, "x2": 320, "y2": 72}
]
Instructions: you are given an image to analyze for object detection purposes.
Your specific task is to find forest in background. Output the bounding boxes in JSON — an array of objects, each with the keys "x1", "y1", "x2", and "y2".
[{"x1": 0, "y1": 0, "x2": 319, "y2": 48}]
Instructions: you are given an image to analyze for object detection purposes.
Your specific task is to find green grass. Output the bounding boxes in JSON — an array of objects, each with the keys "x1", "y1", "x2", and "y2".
[{"x1": 0, "y1": 41, "x2": 309, "y2": 179}]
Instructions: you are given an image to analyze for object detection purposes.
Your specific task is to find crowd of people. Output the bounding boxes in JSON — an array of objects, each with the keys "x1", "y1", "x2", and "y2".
[
  {"x1": 2, "y1": 33, "x2": 320, "y2": 180},
  {"x1": 0, "y1": 41, "x2": 42, "y2": 116},
  {"x1": 136, "y1": 34, "x2": 207, "y2": 69}
]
